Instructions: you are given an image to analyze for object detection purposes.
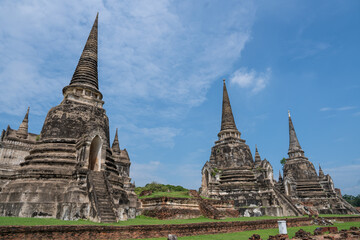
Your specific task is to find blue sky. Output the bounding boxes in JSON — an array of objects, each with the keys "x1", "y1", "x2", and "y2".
[{"x1": 0, "y1": 1, "x2": 359, "y2": 195}]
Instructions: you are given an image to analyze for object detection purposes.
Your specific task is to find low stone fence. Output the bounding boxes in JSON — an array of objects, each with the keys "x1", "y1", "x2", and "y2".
[
  {"x1": 325, "y1": 216, "x2": 360, "y2": 222},
  {"x1": 0, "y1": 217, "x2": 311, "y2": 240},
  {"x1": 1, "y1": 216, "x2": 359, "y2": 240}
]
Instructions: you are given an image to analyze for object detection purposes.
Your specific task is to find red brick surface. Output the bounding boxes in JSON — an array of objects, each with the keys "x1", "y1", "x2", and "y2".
[
  {"x1": 0, "y1": 216, "x2": 359, "y2": 240},
  {"x1": 324, "y1": 216, "x2": 360, "y2": 222},
  {"x1": 0, "y1": 217, "x2": 311, "y2": 240}
]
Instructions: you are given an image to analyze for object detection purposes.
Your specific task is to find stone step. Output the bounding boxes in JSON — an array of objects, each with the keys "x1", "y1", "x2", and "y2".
[
  {"x1": 31, "y1": 143, "x2": 75, "y2": 150},
  {"x1": 298, "y1": 193, "x2": 327, "y2": 198},
  {"x1": 89, "y1": 171, "x2": 117, "y2": 223},
  {"x1": 99, "y1": 210, "x2": 114, "y2": 213},
  {"x1": 100, "y1": 212, "x2": 115, "y2": 216},
  {"x1": 98, "y1": 203, "x2": 112, "y2": 206},
  {"x1": 96, "y1": 192, "x2": 109, "y2": 196},
  {"x1": 102, "y1": 216, "x2": 116, "y2": 220},
  {"x1": 22, "y1": 159, "x2": 77, "y2": 166},
  {"x1": 296, "y1": 185, "x2": 323, "y2": 189},
  {"x1": 93, "y1": 181, "x2": 106, "y2": 184},
  {"x1": 93, "y1": 182, "x2": 105, "y2": 185},
  {"x1": 219, "y1": 180, "x2": 258, "y2": 185},
  {"x1": 30, "y1": 147, "x2": 76, "y2": 154},
  {"x1": 98, "y1": 204, "x2": 112, "y2": 207},
  {"x1": 95, "y1": 191, "x2": 108, "y2": 194},
  {"x1": 296, "y1": 188, "x2": 324, "y2": 192},
  {"x1": 98, "y1": 206, "x2": 112, "y2": 209},
  {"x1": 97, "y1": 198, "x2": 109, "y2": 201},
  {"x1": 221, "y1": 173, "x2": 255, "y2": 177},
  {"x1": 92, "y1": 181, "x2": 106, "y2": 184},
  {"x1": 101, "y1": 219, "x2": 117, "y2": 223},
  {"x1": 94, "y1": 190, "x2": 107, "y2": 193},
  {"x1": 296, "y1": 186, "x2": 324, "y2": 190},
  {"x1": 220, "y1": 175, "x2": 256, "y2": 179},
  {"x1": 101, "y1": 213, "x2": 116, "y2": 217},
  {"x1": 101, "y1": 216, "x2": 116, "y2": 219},
  {"x1": 95, "y1": 190, "x2": 107, "y2": 193},
  {"x1": 219, "y1": 178, "x2": 256, "y2": 182},
  {"x1": 92, "y1": 179, "x2": 105, "y2": 182},
  {"x1": 25, "y1": 153, "x2": 76, "y2": 161},
  {"x1": 96, "y1": 197, "x2": 110, "y2": 201}
]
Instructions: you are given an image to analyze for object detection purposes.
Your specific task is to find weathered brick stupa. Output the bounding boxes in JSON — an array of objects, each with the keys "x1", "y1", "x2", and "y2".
[
  {"x1": 0, "y1": 14, "x2": 137, "y2": 222},
  {"x1": 278, "y1": 112, "x2": 359, "y2": 215},
  {"x1": 200, "y1": 80, "x2": 302, "y2": 217}
]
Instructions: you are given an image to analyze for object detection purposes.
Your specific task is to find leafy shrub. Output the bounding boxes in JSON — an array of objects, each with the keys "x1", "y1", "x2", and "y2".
[{"x1": 135, "y1": 182, "x2": 188, "y2": 196}]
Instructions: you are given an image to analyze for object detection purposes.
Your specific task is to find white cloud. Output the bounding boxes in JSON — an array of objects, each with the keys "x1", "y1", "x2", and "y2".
[
  {"x1": 0, "y1": 0, "x2": 256, "y2": 121},
  {"x1": 320, "y1": 107, "x2": 332, "y2": 112},
  {"x1": 140, "y1": 127, "x2": 181, "y2": 148},
  {"x1": 324, "y1": 164, "x2": 360, "y2": 195},
  {"x1": 117, "y1": 121, "x2": 181, "y2": 149},
  {"x1": 338, "y1": 106, "x2": 356, "y2": 111},
  {"x1": 292, "y1": 42, "x2": 330, "y2": 60},
  {"x1": 320, "y1": 106, "x2": 356, "y2": 112},
  {"x1": 131, "y1": 161, "x2": 165, "y2": 186},
  {"x1": 230, "y1": 67, "x2": 271, "y2": 94}
]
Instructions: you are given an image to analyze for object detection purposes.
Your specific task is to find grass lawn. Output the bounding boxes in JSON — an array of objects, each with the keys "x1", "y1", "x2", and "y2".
[
  {"x1": 0, "y1": 214, "x2": 357, "y2": 226},
  {"x1": 0, "y1": 215, "x2": 304, "y2": 226},
  {"x1": 0, "y1": 214, "x2": 359, "y2": 239},
  {"x1": 140, "y1": 221, "x2": 360, "y2": 240}
]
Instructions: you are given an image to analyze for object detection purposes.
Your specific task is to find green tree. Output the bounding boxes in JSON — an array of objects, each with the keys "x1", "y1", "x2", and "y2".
[
  {"x1": 280, "y1": 158, "x2": 287, "y2": 169},
  {"x1": 343, "y1": 194, "x2": 360, "y2": 207}
]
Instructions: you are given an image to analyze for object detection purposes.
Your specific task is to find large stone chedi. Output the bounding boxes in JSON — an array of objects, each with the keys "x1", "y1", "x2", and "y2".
[
  {"x1": 278, "y1": 112, "x2": 358, "y2": 215},
  {"x1": 200, "y1": 80, "x2": 301, "y2": 217},
  {"x1": 0, "y1": 14, "x2": 137, "y2": 222}
]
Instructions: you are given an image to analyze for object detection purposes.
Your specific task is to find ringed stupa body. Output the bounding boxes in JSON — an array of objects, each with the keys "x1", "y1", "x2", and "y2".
[
  {"x1": 200, "y1": 80, "x2": 301, "y2": 217},
  {"x1": 0, "y1": 14, "x2": 137, "y2": 222},
  {"x1": 277, "y1": 112, "x2": 358, "y2": 215}
]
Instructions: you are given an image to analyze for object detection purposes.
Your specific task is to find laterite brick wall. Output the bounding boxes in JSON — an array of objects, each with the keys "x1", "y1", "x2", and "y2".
[{"x1": 0, "y1": 217, "x2": 312, "y2": 240}]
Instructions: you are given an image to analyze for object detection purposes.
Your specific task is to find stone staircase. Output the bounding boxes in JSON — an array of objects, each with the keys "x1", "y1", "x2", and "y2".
[
  {"x1": 273, "y1": 187, "x2": 303, "y2": 216},
  {"x1": 189, "y1": 190, "x2": 225, "y2": 219},
  {"x1": 88, "y1": 171, "x2": 117, "y2": 223}
]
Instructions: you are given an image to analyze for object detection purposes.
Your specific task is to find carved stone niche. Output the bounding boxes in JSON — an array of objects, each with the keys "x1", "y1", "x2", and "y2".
[{"x1": 75, "y1": 132, "x2": 107, "y2": 172}]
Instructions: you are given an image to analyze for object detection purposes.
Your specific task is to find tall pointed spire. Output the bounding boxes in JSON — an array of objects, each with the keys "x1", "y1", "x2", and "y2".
[
  {"x1": 112, "y1": 128, "x2": 121, "y2": 154},
  {"x1": 319, "y1": 164, "x2": 324, "y2": 178},
  {"x1": 70, "y1": 13, "x2": 99, "y2": 90},
  {"x1": 288, "y1": 111, "x2": 304, "y2": 157},
  {"x1": 221, "y1": 79, "x2": 237, "y2": 131},
  {"x1": 17, "y1": 107, "x2": 30, "y2": 138},
  {"x1": 254, "y1": 145, "x2": 261, "y2": 164}
]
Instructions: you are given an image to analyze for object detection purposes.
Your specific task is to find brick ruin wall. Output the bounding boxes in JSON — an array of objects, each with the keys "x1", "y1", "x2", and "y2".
[
  {"x1": 140, "y1": 196, "x2": 237, "y2": 219},
  {"x1": 0, "y1": 217, "x2": 313, "y2": 240},
  {"x1": 1, "y1": 216, "x2": 360, "y2": 239}
]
